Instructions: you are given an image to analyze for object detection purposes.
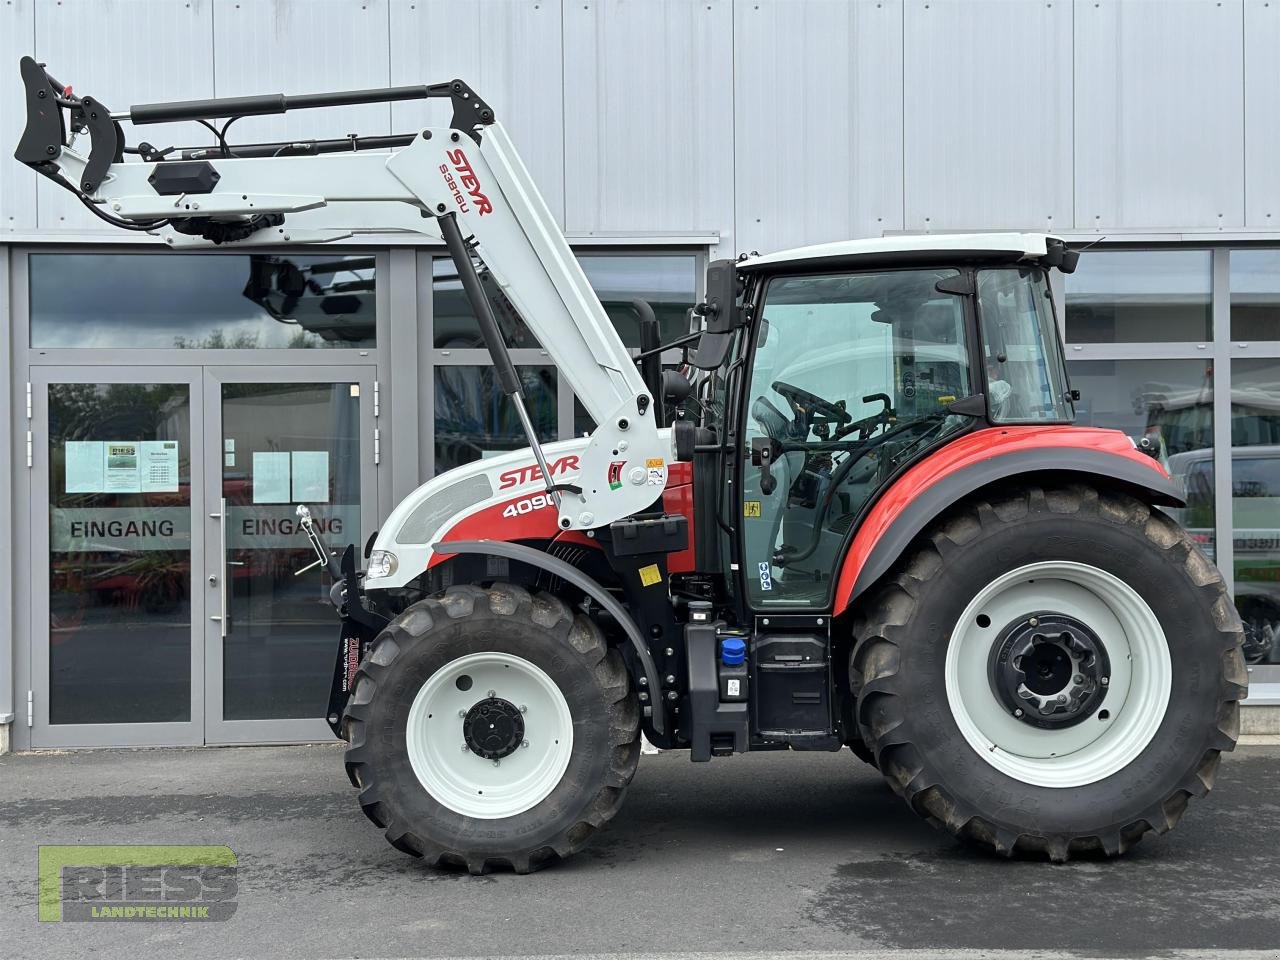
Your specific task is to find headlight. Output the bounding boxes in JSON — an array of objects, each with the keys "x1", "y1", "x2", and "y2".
[{"x1": 367, "y1": 550, "x2": 398, "y2": 580}]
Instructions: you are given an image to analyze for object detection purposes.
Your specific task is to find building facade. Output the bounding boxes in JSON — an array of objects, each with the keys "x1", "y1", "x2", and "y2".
[{"x1": 1, "y1": 0, "x2": 1277, "y2": 749}]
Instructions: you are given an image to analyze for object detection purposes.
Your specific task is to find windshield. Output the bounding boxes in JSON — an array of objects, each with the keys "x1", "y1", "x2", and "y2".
[
  {"x1": 740, "y1": 268, "x2": 974, "y2": 607},
  {"x1": 976, "y1": 267, "x2": 1074, "y2": 423}
]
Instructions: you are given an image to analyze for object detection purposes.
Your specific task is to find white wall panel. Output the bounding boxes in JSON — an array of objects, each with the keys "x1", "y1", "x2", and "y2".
[
  {"x1": 1245, "y1": 0, "x2": 1280, "y2": 226},
  {"x1": 1, "y1": 0, "x2": 36, "y2": 231},
  {"x1": 212, "y1": 0, "x2": 391, "y2": 143},
  {"x1": 1075, "y1": 0, "x2": 1245, "y2": 230},
  {"x1": 389, "y1": 0, "x2": 565, "y2": 225},
  {"x1": 564, "y1": 0, "x2": 733, "y2": 242},
  {"x1": 734, "y1": 0, "x2": 903, "y2": 256},
  {"x1": 903, "y1": 0, "x2": 1070, "y2": 232},
  {"x1": 34, "y1": 0, "x2": 215, "y2": 231}
]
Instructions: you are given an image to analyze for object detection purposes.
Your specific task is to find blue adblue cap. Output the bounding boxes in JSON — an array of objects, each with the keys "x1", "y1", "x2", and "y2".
[{"x1": 721, "y1": 637, "x2": 747, "y2": 666}]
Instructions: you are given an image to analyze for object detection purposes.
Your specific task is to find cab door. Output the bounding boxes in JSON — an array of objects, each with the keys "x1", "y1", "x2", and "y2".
[{"x1": 739, "y1": 268, "x2": 975, "y2": 608}]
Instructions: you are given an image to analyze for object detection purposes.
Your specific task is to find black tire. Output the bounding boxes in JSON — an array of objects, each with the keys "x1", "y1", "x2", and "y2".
[
  {"x1": 844, "y1": 653, "x2": 879, "y2": 768},
  {"x1": 851, "y1": 483, "x2": 1247, "y2": 861},
  {"x1": 343, "y1": 582, "x2": 641, "y2": 874}
]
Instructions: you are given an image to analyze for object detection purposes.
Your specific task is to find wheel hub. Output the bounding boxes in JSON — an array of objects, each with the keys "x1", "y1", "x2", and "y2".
[
  {"x1": 989, "y1": 612, "x2": 1110, "y2": 729},
  {"x1": 462, "y1": 697, "x2": 526, "y2": 760}
]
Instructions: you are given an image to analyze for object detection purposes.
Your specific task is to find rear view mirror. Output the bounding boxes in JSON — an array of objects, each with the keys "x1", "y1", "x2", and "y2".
[
  {"x1": 689, "y1": 258, "x2": 743, "y2": 369},
  {"x1": 701, "y1": 259, "x2": 741, "y2": 334}
]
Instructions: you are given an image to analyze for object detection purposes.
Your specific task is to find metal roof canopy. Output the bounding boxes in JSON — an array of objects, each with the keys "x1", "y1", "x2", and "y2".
[{"x1": 737, "y1": 232, "x2": 1053, "y2": 272}]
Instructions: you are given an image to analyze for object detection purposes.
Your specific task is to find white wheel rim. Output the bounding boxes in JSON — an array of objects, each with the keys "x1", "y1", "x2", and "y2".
[
  {"x1": 405, "y1": 652, "x2": 574, "y2": 819},
  {"x1": 945, "y1": 561, "x2": 1171, "y2": 788}
]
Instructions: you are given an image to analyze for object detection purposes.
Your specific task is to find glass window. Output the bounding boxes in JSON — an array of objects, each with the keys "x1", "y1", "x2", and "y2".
[
  {"x1": 30, "y1": 253, "x2": 376, "y2": 349},
  {"x1": 1230, "y1": 358, "x2": 1280, "y2": 666},
  {"x1": 432, "y1": 253, "x2": 697, "y2": 350},
  {"x1": 435, "y1": 366, "x2": 556, "y2": 475},
  {"x1": 48, "y1": 383, "x2": 193, "y2": 724},
  {"x1": 578, "y1": 254, "x2": 697, "y2": 349},
  {"x1": 1064, "y1": 250, "x2": 1212, "y2": 343},
  {"x1": 432, "y1": 257, "x2": 539, "y2": 349},
  {"x1": 1228, "y1": 250, "x2": 1280, "y2": 341},
  {"x1": 1068, "y1": 358, "x2": 1215, "y2": 554},
  {"x1": 742, "y1": 269, "x2": 974, "y2": 607},
  {"x1": 977, "y1": 268, "x2": 1073, "y2": 422}
]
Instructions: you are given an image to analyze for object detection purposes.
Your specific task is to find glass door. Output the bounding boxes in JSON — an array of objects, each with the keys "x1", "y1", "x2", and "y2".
[
  {"x1": 203, "y1": 367, "x2": 377, "y2": 743},
  {"x1": 31, "y1": 368, "x2": 205, "y2": 747}
]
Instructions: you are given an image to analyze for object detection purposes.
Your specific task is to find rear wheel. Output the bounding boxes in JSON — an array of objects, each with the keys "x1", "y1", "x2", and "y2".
[
  {"x1": 852, "y1": 484, "x2": 1246, "y2": 860},
  {"x1": 343, "y1": 583, "x2": 641, "y2": 873}
]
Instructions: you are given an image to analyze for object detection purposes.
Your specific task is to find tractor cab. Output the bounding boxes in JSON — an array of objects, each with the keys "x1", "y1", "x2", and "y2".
[{"x1": 693, "y1": 233, "x2": 1079, "y2": 611}]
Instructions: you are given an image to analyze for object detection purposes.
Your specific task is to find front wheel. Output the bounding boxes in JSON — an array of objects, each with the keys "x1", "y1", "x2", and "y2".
[
  {"x1": 343, "y1": 583, "x2": 641, "y2": 873},
  {"x1": 852, "y1": 484, "x2": 1246, "y2": 860}
]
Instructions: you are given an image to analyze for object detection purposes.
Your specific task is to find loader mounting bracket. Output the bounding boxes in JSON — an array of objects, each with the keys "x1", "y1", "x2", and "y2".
[{"x1": 326, "y1": 544, "x2": 390, "y2": 738}]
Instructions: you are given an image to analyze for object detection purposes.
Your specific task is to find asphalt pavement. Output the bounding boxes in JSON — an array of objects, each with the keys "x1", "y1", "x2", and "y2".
[{"x1": 1, "y1": 742, "x2": 1278, "y2": 959}]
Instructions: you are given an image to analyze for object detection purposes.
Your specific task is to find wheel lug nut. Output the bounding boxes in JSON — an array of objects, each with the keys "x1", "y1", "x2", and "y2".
[
  {"x1": 1074, "y1": 675, "x2": 1084, "y2": 684},
  {"x1": 462, "y1": 744, "x2": 469, "y2": 753},
  {"x1": 521, "y1": 740, "x2": 529, "y2": 749},
  {"x1": 492, "y1": 760, "x2": 500, "y2": 768},
  {"x1": 1056, "y1": 694, "x2": 1067, "y2": 703},
  {"x1": 519, "y1": 704, "x2": 527, "y2": 713},
  {"x1": 1014, "y1": 708, "x2": 1024, "y2": 717},
  {"x1": 1028, "y1": 617, "x2": 1039, "y2": 627},
  {"x1": 458, "y1": 710, "x2": 467, "y2": 718},
  {"x1": 487, "y1": 689, "x2": 496, "y2": 698},
  {"x1": 1101, "y1": 677, "x2": 1110, "y2": 686}
]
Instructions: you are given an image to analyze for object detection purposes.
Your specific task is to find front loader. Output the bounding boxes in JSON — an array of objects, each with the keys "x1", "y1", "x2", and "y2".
[{"x1": 16, "y1": 59, "x2": 1247, "y2": 873}]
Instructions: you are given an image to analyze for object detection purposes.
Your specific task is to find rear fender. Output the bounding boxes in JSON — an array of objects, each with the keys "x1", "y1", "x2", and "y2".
[{"x1": 833, "y1": 426, "x2": 1182, "y2": 616}]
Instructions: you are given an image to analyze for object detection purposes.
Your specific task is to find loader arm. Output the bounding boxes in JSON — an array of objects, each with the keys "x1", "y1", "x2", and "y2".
[{"x1": 13, "y1": 56, "x2": 670, "y2": 531}]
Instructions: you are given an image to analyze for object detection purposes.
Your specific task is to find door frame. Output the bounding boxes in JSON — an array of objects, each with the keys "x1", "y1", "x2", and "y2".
[
  {"x1": 29, "y1": 365, "x2": 207, "y2": 748},
  {"x1": 27, "y1": 364, "x2": 379, "y2": 747},
  {"x1": 200, "y1": 364, "x2": 378, "y2": 745}
]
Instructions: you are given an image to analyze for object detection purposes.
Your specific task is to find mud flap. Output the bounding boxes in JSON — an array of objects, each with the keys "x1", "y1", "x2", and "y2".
[{"x1": 325, "y1": 544, "x2": 389, "y2": 739}]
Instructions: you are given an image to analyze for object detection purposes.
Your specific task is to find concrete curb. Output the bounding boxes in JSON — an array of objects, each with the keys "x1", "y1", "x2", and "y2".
[{"x1": 1241, "y1": 702, "x2": 1280, "y2": 736}]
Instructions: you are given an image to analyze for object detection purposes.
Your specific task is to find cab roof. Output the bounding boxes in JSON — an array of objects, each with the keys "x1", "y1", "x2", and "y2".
[{"x1": 736, "y1": 232, "x2": 1055, "y2": 273}]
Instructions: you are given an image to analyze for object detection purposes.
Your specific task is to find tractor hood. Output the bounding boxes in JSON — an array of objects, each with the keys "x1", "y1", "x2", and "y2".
[{"x1": 362, "y1": 430, "x2": 673, "y2": 591}]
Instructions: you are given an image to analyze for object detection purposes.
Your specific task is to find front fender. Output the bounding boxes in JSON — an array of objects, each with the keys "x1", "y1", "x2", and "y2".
[
  {"x1": 430, "y1": 539, "x2": 665, "y2": 735},
  {"x1": 833, "y1": 426, "x2": 1182, "y2": 616}
]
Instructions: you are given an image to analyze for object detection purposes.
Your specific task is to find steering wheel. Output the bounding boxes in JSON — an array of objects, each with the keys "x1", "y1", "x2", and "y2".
[{"x1": 771, "y1": 380, "x2": 853, "y2": 431}]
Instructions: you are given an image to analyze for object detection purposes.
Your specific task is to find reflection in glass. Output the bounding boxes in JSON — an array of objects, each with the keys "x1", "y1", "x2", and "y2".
[
  {"x1": 432, "y1": 253, "x2": 697, "y2": 349},
  {"x1": 48, "y1": 383, "x2": 192, "y2": 724},
  {"x1": 1228, "y1": 250, "x2": 1280, "y2": 341},
  {"x1": 1230, "y1": 359, "x2": 1280, "y2": 665},
  {"x1": 435, "y1": 367, "x2": 556, "y2": 475},
  {"x1": 31, "y1": 253, "x2": 376, "y2": 349},
  {"x1": 221, "y1": 383, "x2": 361, "y2": 720},
  {"x1": 579, "y1": 254, "x2": 697, "y2": 349},
  {"x1": 433, "y1": 257, "x2": 538, "y2": 349},
  {"x1": 1064, "y1": 250, "x2": 1212, "y2": 343},
  {"x1": 1068, "y1": 359, "x2": 1215, "y2": 553}
]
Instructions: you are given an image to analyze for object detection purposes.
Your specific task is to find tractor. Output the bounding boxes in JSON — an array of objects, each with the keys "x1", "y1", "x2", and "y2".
[{"x1": 16, "y1": 58, "x2": 1246, "y2": 873}]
